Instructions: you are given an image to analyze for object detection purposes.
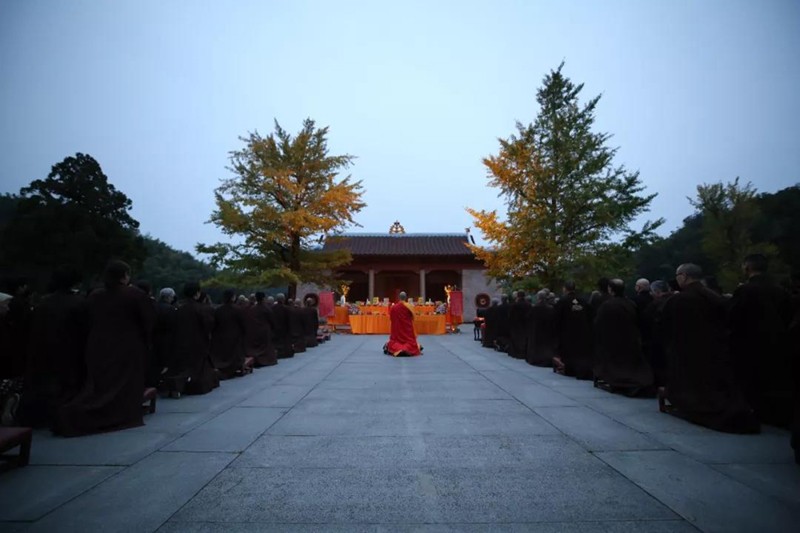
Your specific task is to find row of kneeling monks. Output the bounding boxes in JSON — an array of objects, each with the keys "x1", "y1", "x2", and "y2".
[
  {"x1": 478, "y1": 269, "x2": 799, "y2": 463},
  {"x1": 0, "y1": 261, "x2": 330, "y2": 437}
]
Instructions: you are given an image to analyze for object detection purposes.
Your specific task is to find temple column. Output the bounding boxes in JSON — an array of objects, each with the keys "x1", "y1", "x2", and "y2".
[
  {"x1": 419, "y1": 269, "x2": 426, "y2": 301},
  {"x1": 368, "y1": 269, "x2": 375, "y2": 300}
]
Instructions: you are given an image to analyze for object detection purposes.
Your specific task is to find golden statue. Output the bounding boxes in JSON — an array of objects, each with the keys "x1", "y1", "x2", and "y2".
[{"x1": 339, "y1": 284, "x2": 350, "y2": 305}]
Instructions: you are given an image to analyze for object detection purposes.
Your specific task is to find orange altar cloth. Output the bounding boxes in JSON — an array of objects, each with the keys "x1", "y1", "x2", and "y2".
[
  {"x1": 348, "y1": 314, "x2": 446, "y2": 335},
  {"x1": 328, "y1": 305, "x2": 438, "y2": 326}
]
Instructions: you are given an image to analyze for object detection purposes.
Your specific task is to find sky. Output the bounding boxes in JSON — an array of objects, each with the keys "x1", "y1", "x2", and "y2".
[{"x1": 1, "y1": 0, "x2": 799, "y2": 257}]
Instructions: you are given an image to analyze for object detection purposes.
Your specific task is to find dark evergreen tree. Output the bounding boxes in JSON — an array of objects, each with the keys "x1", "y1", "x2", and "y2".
[{"x1": 0, "y1": 153, "x2": 145, "y2": 289}]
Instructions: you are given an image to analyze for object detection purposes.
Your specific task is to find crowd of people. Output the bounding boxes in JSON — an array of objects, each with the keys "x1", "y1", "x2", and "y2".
[
  {"x1": 477, "y1": 254, "x2": 800, "y2": 463},
  {"x1": 0, "y1": 260, "x2": 330, "y2": 438}
]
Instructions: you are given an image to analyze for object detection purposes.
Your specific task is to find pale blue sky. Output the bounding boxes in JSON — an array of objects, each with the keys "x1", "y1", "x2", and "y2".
[{"x1": 2, "y1": 0, "x2": 799, "y2": 255}]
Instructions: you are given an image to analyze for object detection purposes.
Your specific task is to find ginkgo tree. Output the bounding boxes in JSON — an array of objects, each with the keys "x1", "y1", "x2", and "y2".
[
  {"x1": 468, "y1": 63, "x2": 662, "y2": 289},
  {"x1": 198, "y1": 118, "x2": 365, "y2": 297}
]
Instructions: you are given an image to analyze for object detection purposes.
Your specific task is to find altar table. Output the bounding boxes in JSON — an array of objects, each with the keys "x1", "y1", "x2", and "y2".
[{"x1": 348, "y1": 314, "x2": 446, "y2": 335}]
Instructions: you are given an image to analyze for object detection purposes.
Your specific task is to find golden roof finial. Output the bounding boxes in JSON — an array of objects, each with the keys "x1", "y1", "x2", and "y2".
[{"x1": 389, "y1": 221, "x2": 405, "y2": 234}]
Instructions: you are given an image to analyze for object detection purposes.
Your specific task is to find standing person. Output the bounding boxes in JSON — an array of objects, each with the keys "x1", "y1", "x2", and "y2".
[
  {"x1": 383, "y1": 292, "x2": 422, "y2": 357},
  {"x1": 508, "y1": 291, "x2": 530, "y2": 359},
  {"x1": 593, "y1": 279, "x2": 654, "y2": 396},
  {"x1": 56, "y1": 260, "x2": 154, "y2": 437},
  {"x1": 18, "y1": 266, "x2": 88, "y2": 428},
  {"x1": 660, "y1": 264, "x2": 759, "y2": 433},
  {"x1": 165, "y1": 282, "x2": 219, "y2": 397},
  {"x1": 210, "y1": 289, "x2": 247, "y2": 379},
  {"x1": 526, "y1": 289, "x2": 557, "y2": 367},
  {"x1": 553, "y1": 281, "x2": 593, "y2": 379},
  {"x1": 728, "y1": 254, "x2": 794, "y2": 426}
]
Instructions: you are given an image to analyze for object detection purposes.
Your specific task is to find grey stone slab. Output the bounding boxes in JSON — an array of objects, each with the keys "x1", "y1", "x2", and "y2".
[
  {"x1": 534, "y1": 406, "x2": 666, "y2": 451},
  {"x1": 596, "y1": 450, "x2": 800, "y2": 532},
  {"x1": 585, "y1": 397, "x2": 716, "y2": 435},
  {"x1": 155, "y1": 392, "x2": 249, "y2": 414},
  {"x1": 133, "y1": 411, "x2": 216, "y2": 434},
  {"x1": 427, "y1": 466, "x2": 678, "y2": 523},
  {"x1": 713, "y1": 463, "x2": 800, "y2": 506},
  {"x1": 233, "y1": 435, "x2": 596, "y2": 469},
  {"x1": 289, "y1": 398, "x2": 531, "y2": 415},
  {"x1": 170, "y1": 467, "x2": 436, "y2": 524},
  {"x1": 0, "y1": 465, "x2": 122, "y2": 521},
  {"x1": 650, "y1": 428, "x2": 795, "y2": 464},
  {"x1": 498, "y1": 382, "x2": 580, "y2": 407},
  {"x1": 163, "y1": 407, "x2": 285, "y2": 452},
  {"x1": 29, "y1": 428, "x2": 174, "y2": 466},
  {"x1": 267, "y1": 410, "x2": 560, "y2": 436},
  {"x1": 157, "y1": 520, "x2": 697, "y2": 532},
  {"x1": 312, "y1": 379, "x2": 511, "y2": 399},
  {"x1": 26, "y1": 452, "x2": 235, "y2": 533},
  {"x1": 237, "y1": 384, "x2": 314, "y2": 407}
]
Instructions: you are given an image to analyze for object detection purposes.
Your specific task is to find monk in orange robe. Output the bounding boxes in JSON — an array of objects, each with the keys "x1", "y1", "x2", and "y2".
[{"x1": 383, "y1": 292, "x2": 422, "y2": 357}]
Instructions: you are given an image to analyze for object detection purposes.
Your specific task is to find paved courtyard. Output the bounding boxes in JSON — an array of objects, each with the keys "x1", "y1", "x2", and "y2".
[{"x1": 1, "y1": 333, "x2": 799, "y2": 532}]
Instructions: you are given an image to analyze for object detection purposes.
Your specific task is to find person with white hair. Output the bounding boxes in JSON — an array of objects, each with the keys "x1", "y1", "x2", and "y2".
[{"x1": 633, "y1": 278, "x2": 653, "y2": 314}]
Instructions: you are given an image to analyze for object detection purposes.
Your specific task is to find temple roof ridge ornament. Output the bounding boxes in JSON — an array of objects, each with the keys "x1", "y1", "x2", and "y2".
[{"x1": 389, "y1": 221, "x2": 406, "y2": 234}]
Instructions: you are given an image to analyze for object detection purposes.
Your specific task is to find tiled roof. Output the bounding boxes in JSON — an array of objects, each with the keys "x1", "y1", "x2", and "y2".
[{"x1": 322, "y1": 233, "x2": 476, "y2": 256}]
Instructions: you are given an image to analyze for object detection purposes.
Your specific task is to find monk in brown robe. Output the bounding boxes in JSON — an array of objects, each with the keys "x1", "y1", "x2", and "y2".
[
  {"x1": 303, "y1": 298, "x2": 320, "y2": 349},
  {"x1": 508, "y1": 291, "x2": 530, "y2": 360},
  {"x1": 728, "y1": 254, "x2": 793, "y2": 426},
  {"x1": 165, "y1": 282, "x2": 219, "y2": 396},
  {"x1": 526, "y1": 290, "x2": 557, "y2": 367},
  {"x1": 593, "y1": 279, "x2": 654, "y2": 396},
  {"x1": 553, "y1": 281, "x2": 593, "y2": 379},
  {"x1": 271, "y1": 294, "x2": 294, "y2": 359},
  {"x1": 210, "y1": 289, "x2": 247, "y2": 379},
  {"x1": 660, "y1": 263, "x2": 759, "y2": 433},
  {"x1": 384, "y1": 292, "x2": 422, "y2": 357},
  {"x1": 56, "y1": 260, "x2": 154, "y2": 437},
  {"x1": 248, "y1": 292, "x2": 278, "y2": 367},
  {"x1": 19, "y1": 266, "x2": 88, "y2": 428}
]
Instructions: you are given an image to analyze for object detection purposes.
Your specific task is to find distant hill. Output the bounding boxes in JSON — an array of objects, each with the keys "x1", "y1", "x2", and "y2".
[{"x1": 137, "y1": 236, "x2": 217, "y2": 292}]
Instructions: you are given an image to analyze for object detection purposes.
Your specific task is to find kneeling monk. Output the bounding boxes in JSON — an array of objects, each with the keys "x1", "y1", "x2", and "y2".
[{"x1": 384, "y1": 292, "x2": 422, "y2": 357}]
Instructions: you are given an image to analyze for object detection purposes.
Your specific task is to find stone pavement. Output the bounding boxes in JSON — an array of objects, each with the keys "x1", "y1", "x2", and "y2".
[{"x1": 1, "y1": 334, "x2": 799, "y2": 532}]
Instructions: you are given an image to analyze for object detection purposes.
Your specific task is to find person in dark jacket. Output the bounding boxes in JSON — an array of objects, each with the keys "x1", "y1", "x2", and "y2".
[
  {"x1": 641, "y1": 280, "x2": 672, "y2": 387},
  {"x1": 56, "y1": 260, "x2": 154, "y2": 437}
]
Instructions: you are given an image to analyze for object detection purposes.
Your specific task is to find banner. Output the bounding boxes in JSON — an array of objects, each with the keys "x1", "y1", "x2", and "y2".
[
  {"x1": 449, "y1": 291, "x2": 463, "y2": 317},
  {"x1": 318, "y1": 291, "x2": 335, "y2": 317}
]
